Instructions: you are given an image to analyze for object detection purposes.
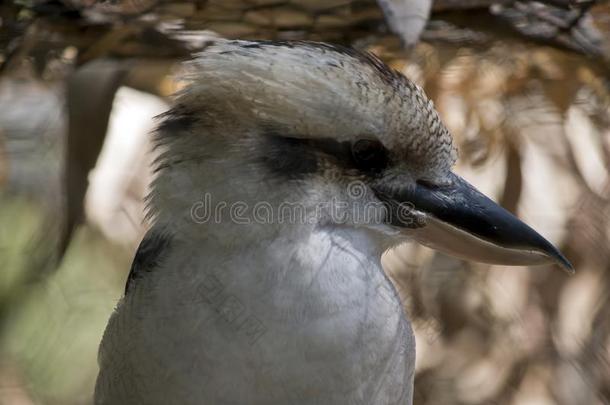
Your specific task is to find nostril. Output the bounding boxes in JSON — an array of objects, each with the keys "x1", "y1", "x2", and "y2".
[
  {"x1": 416, "y1": 177, "x2": 453, "y2": 190},
  {"x1": 416, "y1": 179, "x2": 440, "y2": 189}
]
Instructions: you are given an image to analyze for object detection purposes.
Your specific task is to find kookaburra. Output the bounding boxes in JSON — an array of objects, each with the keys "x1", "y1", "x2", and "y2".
[{"x1": 94, "y1": 40, "x2": 572, "y2": 405}]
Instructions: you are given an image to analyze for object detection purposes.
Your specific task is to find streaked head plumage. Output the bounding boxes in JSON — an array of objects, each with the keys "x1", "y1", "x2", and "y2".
[{"x1": 166, "y1": 40, "x2": 457, "y2": 182}]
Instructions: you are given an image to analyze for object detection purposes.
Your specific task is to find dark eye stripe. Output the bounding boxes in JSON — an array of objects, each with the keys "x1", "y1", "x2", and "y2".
[
  {"x1": 259, "y1": 135, "x2": 320, "y2": 179},
  {"x1": 306, "y1": 138, "x2": 353, "y2": 162},
  {"x1": 260, "y1": 133, "x2": 388, "y2": 178}
]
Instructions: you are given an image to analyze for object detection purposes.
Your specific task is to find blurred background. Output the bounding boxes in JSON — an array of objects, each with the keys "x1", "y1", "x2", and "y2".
[{"x1": 1, "y1": 0, "x2": 610, "y2": 404}]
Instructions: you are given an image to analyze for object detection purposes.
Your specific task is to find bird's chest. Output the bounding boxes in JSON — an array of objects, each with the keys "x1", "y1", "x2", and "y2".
[{"x1": 104, "y1": 233, "x2": 414, "y2": 404}]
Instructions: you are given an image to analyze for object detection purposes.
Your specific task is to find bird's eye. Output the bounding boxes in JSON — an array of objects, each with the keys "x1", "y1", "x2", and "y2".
[{"x1": 351, "y1": 139, "x2": 388, "y2": 172}]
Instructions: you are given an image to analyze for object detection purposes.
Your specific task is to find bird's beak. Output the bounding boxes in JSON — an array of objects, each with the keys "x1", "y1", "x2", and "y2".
[{"x1": 375, "y1": 172, "x2": 574, "y2": 273}]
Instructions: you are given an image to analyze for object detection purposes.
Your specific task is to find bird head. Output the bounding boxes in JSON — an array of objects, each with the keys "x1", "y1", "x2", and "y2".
[{"x1": 155, "y1": 40, "x2": 572, "y2": 273}]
